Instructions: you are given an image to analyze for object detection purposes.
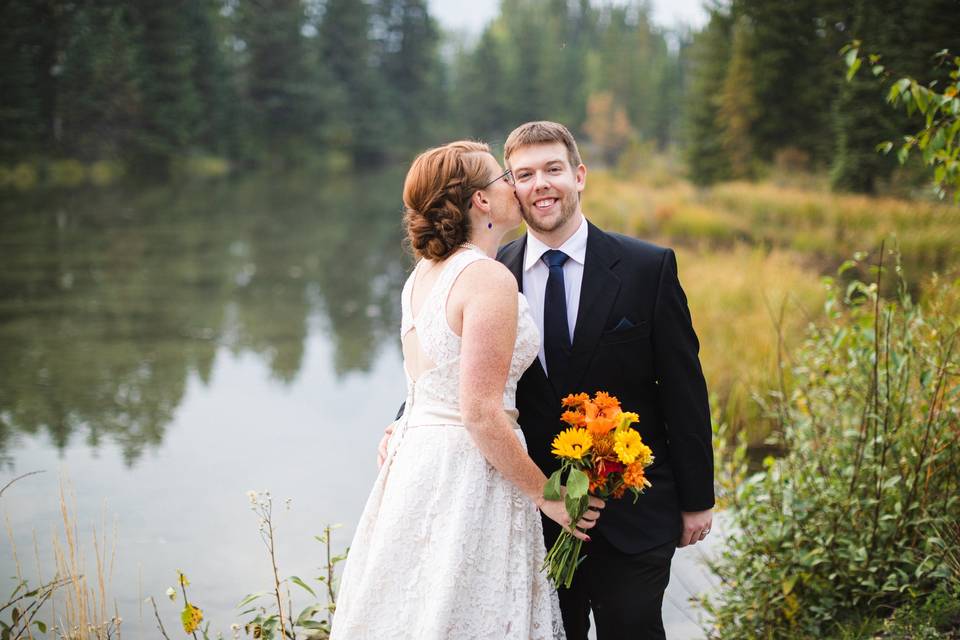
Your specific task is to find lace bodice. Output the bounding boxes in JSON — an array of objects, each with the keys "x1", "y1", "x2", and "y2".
[
  {"x1": 400, "y1": 247, "x2": 540, "y2": 410},
  {"x1": 331, "y1": 246, "x2": 564, "y2": 640}
]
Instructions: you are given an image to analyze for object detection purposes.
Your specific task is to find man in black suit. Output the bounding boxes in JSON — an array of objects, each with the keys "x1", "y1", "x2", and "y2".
[{"x1": 499, "y1": 121, "x2": 715, "y2": 640}]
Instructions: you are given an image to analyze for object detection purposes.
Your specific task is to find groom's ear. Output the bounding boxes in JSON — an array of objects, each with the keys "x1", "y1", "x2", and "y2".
[{"x1": 575, "y1": 163, "x2": 587, "y2": 194}]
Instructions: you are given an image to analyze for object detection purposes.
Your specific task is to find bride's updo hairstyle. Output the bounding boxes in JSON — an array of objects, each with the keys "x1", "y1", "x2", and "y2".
[{"x1": 403, "y1": 140, "x2": 491, "y2": 261}]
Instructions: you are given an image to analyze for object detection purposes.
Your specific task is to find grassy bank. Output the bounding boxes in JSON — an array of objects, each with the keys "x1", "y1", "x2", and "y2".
[{"x1": 583, "y1": 163, "x2": 960, "y2": 445}]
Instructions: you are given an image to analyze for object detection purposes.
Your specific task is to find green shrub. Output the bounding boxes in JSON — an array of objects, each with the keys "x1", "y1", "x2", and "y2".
[
  {"x1": 47, "y1": 159, "x2": 87, "y2": 187},
  {"x1": 705, "y1": 250, "x2": 960, "y2": 638}
]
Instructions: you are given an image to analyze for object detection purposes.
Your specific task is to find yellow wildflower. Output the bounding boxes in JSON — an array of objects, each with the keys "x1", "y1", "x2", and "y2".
[
  {"x1": 614, "y1": 429, "x2": 651, "y2": 465},
  {"x1": 181, "y1": 604, "x2": 203, "y2": 634},
  {"x1": 551, "y1": 428, "x2": 593, "y2": 460}
]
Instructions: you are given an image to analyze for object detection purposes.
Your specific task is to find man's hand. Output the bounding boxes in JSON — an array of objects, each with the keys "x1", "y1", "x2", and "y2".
[
  {"x1": 377, "y1": 422, "x2": 396, "y2": 468},
  {"x1": 678, "y1": 508, "x2": 713, "y2": 547}
]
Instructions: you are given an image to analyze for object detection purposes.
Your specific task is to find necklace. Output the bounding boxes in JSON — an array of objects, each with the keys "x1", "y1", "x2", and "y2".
[{"x1": 462, "y1": 242, "x2": 488, "y2": 255}]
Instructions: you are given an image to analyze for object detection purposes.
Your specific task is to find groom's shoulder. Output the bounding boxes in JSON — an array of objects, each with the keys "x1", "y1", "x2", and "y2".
[{"x1": 496, "y1": 236, "x2": 524, "y2": 262}]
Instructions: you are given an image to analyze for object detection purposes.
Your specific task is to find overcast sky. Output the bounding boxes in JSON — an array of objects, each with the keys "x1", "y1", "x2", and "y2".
[{"x1": 428, "y1": 0, "x2": 709, "y2": 34}]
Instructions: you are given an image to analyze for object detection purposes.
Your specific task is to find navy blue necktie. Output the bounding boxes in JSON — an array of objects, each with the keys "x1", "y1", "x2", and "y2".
[{"x1": 542, "y1": 249, "x2": 571, "y2": 387}]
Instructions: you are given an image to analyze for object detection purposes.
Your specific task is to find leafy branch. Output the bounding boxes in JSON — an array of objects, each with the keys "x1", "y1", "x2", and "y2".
[{"x1": 843, "y1": 41, "x2": 960, "y2": 202}]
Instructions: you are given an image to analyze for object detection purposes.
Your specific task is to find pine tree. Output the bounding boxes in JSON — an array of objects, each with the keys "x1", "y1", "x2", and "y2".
[
  {"x1": 375, "y1": 0, "x2": 444, "y2": 152},
  {"x1": 128, "y1": 0, "x2": 203, "y2": 175},
  {"x1": 319, "y1": 0, "x2": 387, "y2": 164},
  {"x1": 683, "y1": 6, "x2": 734, "y2": 185}
]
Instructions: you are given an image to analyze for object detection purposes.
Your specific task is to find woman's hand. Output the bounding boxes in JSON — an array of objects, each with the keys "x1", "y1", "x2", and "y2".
[
  {"x1": 538, "y1": 495, "x2": 606, "y2": 542},
  {"x1": 377, "y1": 422, "x2": 395, "y2": 468}
]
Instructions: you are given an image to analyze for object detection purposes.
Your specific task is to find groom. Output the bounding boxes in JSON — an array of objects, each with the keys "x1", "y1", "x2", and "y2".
[{"x1": 499, "y1": 121, "x2": 715, "y2": 640}]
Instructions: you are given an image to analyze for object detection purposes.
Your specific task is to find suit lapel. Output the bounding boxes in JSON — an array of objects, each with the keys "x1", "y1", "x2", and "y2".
[
  {"x1": 567, "y1": 222, "x2": 621, "y2": 393},
  {"x1": 499, "y1": 236, "x2": 525, "y2": 292},
  {"x1": 498, "y1": 236, "x2": 553, "y2": 399}
]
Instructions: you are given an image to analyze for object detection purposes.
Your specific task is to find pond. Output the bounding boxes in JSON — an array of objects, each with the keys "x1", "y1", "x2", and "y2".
[{"x1": 1, "y1": 170, "x2": 414, "y2": 634}]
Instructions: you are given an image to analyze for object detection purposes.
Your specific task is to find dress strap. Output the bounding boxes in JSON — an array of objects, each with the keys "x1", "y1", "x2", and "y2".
[{"x1": 430, "y1": 249, "x2": 489, "y2": 313}]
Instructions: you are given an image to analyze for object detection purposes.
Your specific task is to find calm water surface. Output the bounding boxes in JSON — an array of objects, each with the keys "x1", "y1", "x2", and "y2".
[{"x1": 1, "y1": 170, "x2": 412, "y2": 634}]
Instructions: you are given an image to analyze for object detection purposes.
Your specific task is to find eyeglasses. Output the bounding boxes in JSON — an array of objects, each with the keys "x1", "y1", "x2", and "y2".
[{"x1": 481, "y1": 169, "x2": 514, "y2": 188}]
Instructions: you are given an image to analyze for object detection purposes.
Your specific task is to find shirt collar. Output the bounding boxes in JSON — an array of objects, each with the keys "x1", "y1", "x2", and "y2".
[{"x1": 523, "y1": 216, "x2": 588, "y2": 272}]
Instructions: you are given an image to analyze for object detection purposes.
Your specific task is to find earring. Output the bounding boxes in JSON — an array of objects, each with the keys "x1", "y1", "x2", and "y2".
[{"x1": 487, "y1": 215, "x2": 492, "y2": 230}]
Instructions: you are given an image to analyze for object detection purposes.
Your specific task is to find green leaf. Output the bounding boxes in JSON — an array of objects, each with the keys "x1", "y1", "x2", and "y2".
[
  {"x1": 844, "y1": 47, "x2": 859, "y2": 69},
  {"x1": 876, "y1": 141, "x2": 894, "y2": 154},
  {"x1": 871, "y1": 64, "x2": 884, "y2": 77},
  {"x1": 34, "y1": 621, "x2": 47, "y2": 634},
  {"x1": 236, "y1": 591, "x2": 269, "y2": 609},
  {"x1": 912, "y1": 82, "x2": 929, "y2": 113},
  {"x1": 887, "y1": 83, "x2": 903, "y2": 103},
  {"x1": 564, "y1": 493, "x2": 589, "y2": 524},
  {"x1": 289, "y1": 576, "x2": 316, "y2": 598},
  {"x1": 846, "y1": 57, "x2": 862, "y2": 82},
  {"x1": 544, "y1": 470, "x2": 563, "y2": 501},
  {"x1": 782, "y1": 575, "x2": 798, "y2": 596},
  {"x1": 566, "y1": 468, "x2": 589, "y2": 499},
  {"x1": 897, "y1": 145, "x2": 911, "y2": 165},
  {"x1": 295, "y1": 604, "x2": 324, "y2": 626}
]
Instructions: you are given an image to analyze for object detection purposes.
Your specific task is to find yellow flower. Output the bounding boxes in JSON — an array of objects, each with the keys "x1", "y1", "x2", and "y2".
[
  {"x1": 614, "y1": 429, "x2": 652, "y2": 465},
  {"x1": 551, "y1": 428, "x2": 593, "y2": 460},
  {"x1": 181, "y1": 603, "x2": 203, "y2": 634},
  {"x1": 617, "y1": 412, "x2": 640, "y2": 430}
]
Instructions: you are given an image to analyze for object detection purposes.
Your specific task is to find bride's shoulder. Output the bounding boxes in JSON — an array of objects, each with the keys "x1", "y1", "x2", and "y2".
[{"x1": 455, "y1": 257, "x2": 517, "y2": 299}]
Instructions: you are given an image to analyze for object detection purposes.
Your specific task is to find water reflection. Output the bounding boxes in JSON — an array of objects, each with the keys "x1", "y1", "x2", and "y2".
[{"x1": 0, "y1": 169, "x2": 410, "y2": 466}]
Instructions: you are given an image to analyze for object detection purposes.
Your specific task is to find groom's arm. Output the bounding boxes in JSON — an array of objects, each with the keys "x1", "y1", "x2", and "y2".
[{"x1": 651, "y1": 248, "x2": 715, "y2": 513}]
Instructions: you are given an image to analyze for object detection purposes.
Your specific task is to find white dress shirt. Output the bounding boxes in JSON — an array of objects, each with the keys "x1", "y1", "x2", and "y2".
[{"x1": 522, "y1": 216, "x2": 588, "y2": 376}]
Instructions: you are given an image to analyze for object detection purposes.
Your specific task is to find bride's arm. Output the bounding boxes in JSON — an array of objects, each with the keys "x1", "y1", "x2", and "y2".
[{"x1": 454, "y1": 261, "x2": 601, "y2": 538}]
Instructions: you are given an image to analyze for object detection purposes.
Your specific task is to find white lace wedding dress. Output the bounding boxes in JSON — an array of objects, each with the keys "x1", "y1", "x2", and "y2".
[{"x1": 330, "y1": 248, "x2": 565, "y2": 640}]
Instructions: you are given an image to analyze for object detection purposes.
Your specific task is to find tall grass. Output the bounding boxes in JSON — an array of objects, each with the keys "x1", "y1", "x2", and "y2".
[
  {"x1": 51, "y1": 481, "x2": 120, "y2": 639},
  {"x1": 585, "y1": 169, "x2": 960, "y2": 281},
  {"x1": 584, "y1": 166, "x2": 960, "y2": 443}
]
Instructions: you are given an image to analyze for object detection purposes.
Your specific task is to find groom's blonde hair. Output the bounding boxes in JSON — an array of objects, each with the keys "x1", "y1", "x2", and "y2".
[{"x1": 503, "y1": 121, "x2": 583, "y2": 170}]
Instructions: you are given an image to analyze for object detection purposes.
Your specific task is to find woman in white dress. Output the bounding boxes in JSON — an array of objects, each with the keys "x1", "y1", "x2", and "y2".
[{"x1": 330, "y1": 141, "x2": 603, "y2": 639}]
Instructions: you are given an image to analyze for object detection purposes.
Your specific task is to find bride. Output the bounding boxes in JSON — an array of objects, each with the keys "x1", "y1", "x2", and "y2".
[{"x1": 330, "y1": 141, "x2": 603, "y2": 639}]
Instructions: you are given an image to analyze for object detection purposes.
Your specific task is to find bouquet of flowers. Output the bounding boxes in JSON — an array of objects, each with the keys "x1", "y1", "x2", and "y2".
[{"x1": 542, "y1": 391, "x2": 654, "y2": 588}]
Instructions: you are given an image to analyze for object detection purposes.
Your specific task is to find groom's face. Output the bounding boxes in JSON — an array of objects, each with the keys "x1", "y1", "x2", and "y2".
[{"x1": 508, "y1": 142, "x2": 586, "y2": 236}]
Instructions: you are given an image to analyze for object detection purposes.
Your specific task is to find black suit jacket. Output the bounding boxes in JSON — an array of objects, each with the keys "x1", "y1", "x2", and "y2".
[{"x1": 497, "y1": 221, "x2": 714, "y2": 554}]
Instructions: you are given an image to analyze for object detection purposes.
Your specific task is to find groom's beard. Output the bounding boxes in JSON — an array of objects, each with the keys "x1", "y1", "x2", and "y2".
[{"x1": 520, "y1": 192, "x2": 577, "y2": 234}]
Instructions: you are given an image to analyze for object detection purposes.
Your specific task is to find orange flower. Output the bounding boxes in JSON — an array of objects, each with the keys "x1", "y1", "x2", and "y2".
[
  {"x1": 584, "y1": 400, "x2": 598, "y2": 421},
  {"x1": 611, "y1": 484, "x2": 627, "y2": 499},
  {"x1": 592, "y1": 433, "x2": 615, "y2": 456},
  {"x1": 585, "y1": 415, "x2": 616, "y2": 435},
  {"x1": 561, "y1": 410, "x2": 586, "y2": 427},
  {"x1": 562, "y1": 393, "x2": 589, "y2": 409},
  {"x1": 623, "y1": 462, "x2": 652, "y2": 489},
  {"x1": 588, "y1": 472, "x2": 607, "y2": 493},
  {"x1": 593, "y1": 391, "x2": 621, "y2": 414}
]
